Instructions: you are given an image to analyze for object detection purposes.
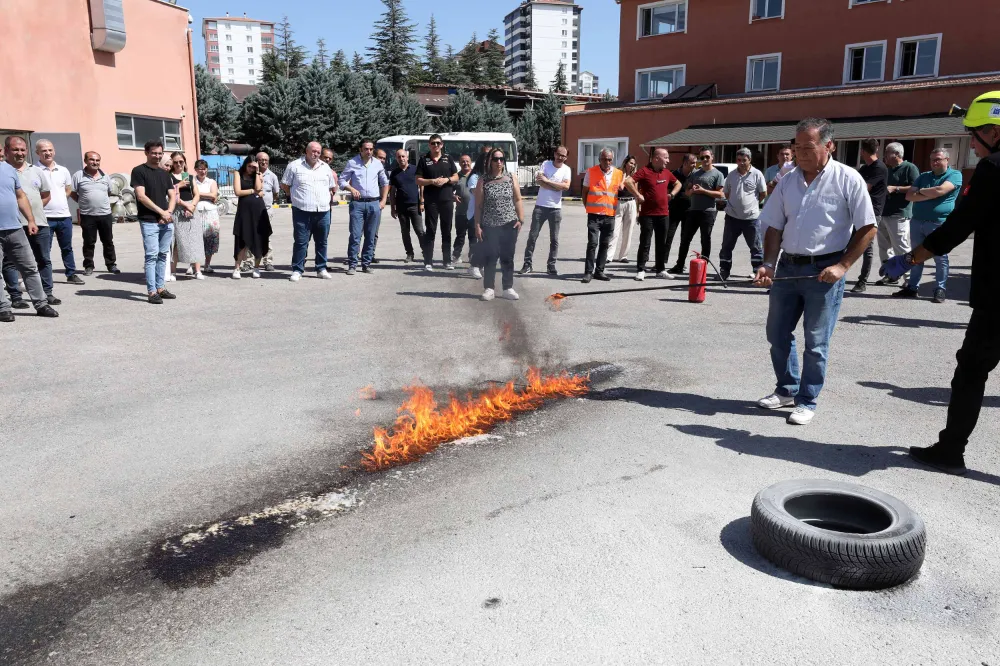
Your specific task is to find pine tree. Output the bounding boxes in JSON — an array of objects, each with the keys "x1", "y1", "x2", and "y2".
[
  {"x1": 602, "y1": 89, "x2": 617, "y2": 102},
  {"x1": 351, "y1": 52, "x2": 366, "y2": 72},
  {"x1": 522, "y1": 62, "x2": 538, "y2": 91},
  {"x1": 274, "y1": 15, "x2": 307, "y2": 78},
  {"x1": 240, "y1": 77, "x2": 303, "y2": 160},
  {"x1": 314, "y1": 38, "x2": 329, "y2": 68},
  {"x1": 534, "y1": 93, "x2": 564, "y2": 159},
  {"x1": 550, "y1": 62, "x2": 568, "y2": 93},
  {"x1": 442, "y1": 44, "x2": 467, "y2": 84},
  {"x1": 459, "y1": 34, "x2": 484, "y2": 85},
  {"x1": 440, "y1": 89, "x2": 483, "y2": 132},
  {"x1": 294, "y1": 61, "x2": 335, "y2": 150},
  {"x1": 261, "y1": 49, "x2": 283, "y2": 84},
  {"x1": 420, "y1": 15, "x2": 444, "y2": 84},
  {"x1": 483, "y1": 29, "x2": 507, "y2": 86},
  {"x1": 366, "y1": 0, "x2": 418, "y2": 91},
  {"x1": 195, "y1": 64, "x2": 239, "y2": 153},
  {"x1": 515, "y1": 105, "x2": 540, "y2": 165},
  {"x1": 389, "y1": 93, "x2": 431, "y2": 135},
  {"x1": 480, "y1": 100, "x2": 514, "y2": 133},
  {"x1": 331, "y1": 50, "x2": 349, "y2": 75}
]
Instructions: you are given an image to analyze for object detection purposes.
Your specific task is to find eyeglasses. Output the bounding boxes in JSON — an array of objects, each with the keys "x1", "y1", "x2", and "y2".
[
  {"x1": 429, "y1": 141, "x2": 443, "y2": 146},
  {"x1": 492, "y1": 157, "x2": 505, "y2": 162},
  {"x1": 699, "y1": 155, "x2": 711, "y2": 160},
  {"x1": 555, "y1": 154, "x2": 567, "y2": 160}
]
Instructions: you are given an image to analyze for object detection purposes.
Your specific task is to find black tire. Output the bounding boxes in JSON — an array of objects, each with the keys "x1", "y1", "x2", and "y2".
[{"x1": 750, "y1": 479, "x2": 926, "y2": 589}]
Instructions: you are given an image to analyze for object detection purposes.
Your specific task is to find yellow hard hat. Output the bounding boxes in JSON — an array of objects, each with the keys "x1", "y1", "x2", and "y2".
[{"x1": 951, "y1": 91, "x2": 1000, "y2": 128}]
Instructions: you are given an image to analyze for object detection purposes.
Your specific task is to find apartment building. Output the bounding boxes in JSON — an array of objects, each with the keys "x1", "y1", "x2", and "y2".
[
  {"x1": 505, "y1": 0, "x2": 582, "y2": 91},
  {"x1": 564, "y1": 0, "x2": 999, "y2": 183},
  {"x1": 202, "y1": 13, "x2": 274, "y2": 85},
  {"x1": 1, "y1": 0, "x2": 199, "y2": 176},
  {"x1": 578, "y1": 71, "x2": 600, "y2": 95}
]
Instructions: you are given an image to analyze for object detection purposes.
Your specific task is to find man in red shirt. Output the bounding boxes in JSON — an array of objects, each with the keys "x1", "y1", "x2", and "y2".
[{"x1": 628, "y1": 147, "x2": 681, "y2": 280}]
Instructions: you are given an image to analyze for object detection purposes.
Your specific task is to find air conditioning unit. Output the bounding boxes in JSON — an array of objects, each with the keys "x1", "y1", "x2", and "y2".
[{"x1": 91, "y1": 0, "x2": 127, "y2": 53}]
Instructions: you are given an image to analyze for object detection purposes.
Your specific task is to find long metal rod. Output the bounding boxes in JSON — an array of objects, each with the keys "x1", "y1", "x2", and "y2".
[{"x1": 550, "y1": 276, "x2": 815, "y2": 299}]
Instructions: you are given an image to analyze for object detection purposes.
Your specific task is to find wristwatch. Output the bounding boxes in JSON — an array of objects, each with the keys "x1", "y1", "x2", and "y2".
[{"x1": 762, "y1": 261, "x2": 775, "y2": 270}]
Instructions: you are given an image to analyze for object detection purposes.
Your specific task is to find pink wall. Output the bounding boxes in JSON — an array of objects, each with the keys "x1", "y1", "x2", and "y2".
[{"x1": 0, "y1": 0, "x2": 199, "y2": 175}]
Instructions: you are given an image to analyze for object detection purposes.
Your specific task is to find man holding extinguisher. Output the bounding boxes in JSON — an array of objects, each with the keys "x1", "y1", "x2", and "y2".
[{"x1": 754, "y1": 118, "x2": 877, "y2": 426}]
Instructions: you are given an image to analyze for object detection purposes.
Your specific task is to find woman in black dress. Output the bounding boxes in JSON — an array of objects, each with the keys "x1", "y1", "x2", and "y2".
[{"x1": 232, "y1": 155, "x2": 272, "y2": 279}]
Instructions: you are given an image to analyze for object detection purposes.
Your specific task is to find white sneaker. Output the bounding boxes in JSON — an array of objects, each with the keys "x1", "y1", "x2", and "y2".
[
  {"x1": 472, "y1": 267, "x2": 482, "y2": 279},
  {"x1": 787, "y1": 406, "x2": 815, "y2": 425},
  {"x1": 317, "y1": 270, "x2": 333, "y2": 280},
  {"x1": 424, "y1": 264, "x2": 434, "y2": 272},
  {"x1": 757, "y1": 393, "x2": 795, "y2": 410},
  {"x1": 252, "y1": 269, "x2": 261, "y2": 279},
  {"x1": 481, "y1": 288, "x2": 495, "y2": 301},
  {"x1": 166, "y1": 274, "x2": 177, "y2": 282},
  {"x1": 655, "y1": 270, "x2": 669, "y2": 279},
  {"x1": 500, "y1": 288, "x2": 519, "y2": 300},
  {"x1": 186, "y1": 266, "x2": 194, "y2": 276},
  {"x1": 194, "y1": 272, "x2": 205, "y2": 280},
  {"x1": 635, "y1": 270, "x2": 645, "y2": 281},
  {"x1": 231, "y1": 269, "x2": 241, "y2": 279},
  {"x1": 289, "y1": 271, "x2": 302, "y2": 282}
]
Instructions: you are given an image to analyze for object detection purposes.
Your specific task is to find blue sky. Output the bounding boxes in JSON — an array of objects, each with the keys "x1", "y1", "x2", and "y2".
[{"x1": 188, "y1": 0, "x2": 620, "y2": 94}]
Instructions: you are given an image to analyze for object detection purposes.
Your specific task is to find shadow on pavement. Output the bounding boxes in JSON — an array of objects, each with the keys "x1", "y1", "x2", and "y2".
[
  {"x1": 586, "y1": 387, "x2": 767, "y2": 417},
  {"x1": 671, "y1": 423, "x2": 1000, "y2": 487},
  {"x1": 96, "y1": 272, "x2": 146, "y2": 285},
  {"x1": 840, "y1": 314, "x2": 967, "y2": 329},
  {"x1": 859, "y1": 381, "x2": 1000, "y2": 408},
  {"x1": 719, "y1": 516, "x2": 830, "y2": 588},
  {"x1": 396, "y1": 290, "x2": 480, "y2": 299},
  {"x1": 75, "y1": 288, "x2": 149, "y2": 302}
]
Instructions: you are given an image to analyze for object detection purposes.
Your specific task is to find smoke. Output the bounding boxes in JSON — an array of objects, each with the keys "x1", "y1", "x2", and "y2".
[{"x1": 492, "y1": 301, "x2": 561, "y2": 370}]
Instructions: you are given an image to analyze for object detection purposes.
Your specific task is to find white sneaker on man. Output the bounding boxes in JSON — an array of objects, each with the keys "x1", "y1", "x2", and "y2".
[
  {"x1": 289, "y1": 271, "x2": 301, "y2": 282},
  {"x1": 500, "y1": 288, "x2": 519, "y2": 300},
  {"x1": 425, "y1": 264, "x2": 434, "y2": 272},
  {"x1": 317, "y1": 269, "x2": 333, "y2": 280},
  {"x1": 787, "y1": 406, "x2": 815, "y2": 425},
  {"x1": 469, "y1": 266, "x2": 482, "y2": 278},
  {"x1": 757, "y1": 393, "x2": 795, "y2": 409},
  {"x1": 655, "y1": 270, "x2": 669, "y2": 279},
  {"x1": 481, "y1": 288, "x2": 495, "y2": 301},
  {"x1": 252, "y1": 269, "x2": 261, "y2": 279},
  {"x1": 166, "y1": 274, "x2": 177, "y2": 282},
  {"x1": 635, "y1": 270, "x2": 645, "y2": 281},
  {"x1": 231, "y1": 269, "x2": 241, "y2": 280}
]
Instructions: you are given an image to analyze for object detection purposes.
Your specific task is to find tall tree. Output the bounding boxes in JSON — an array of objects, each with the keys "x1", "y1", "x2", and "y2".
[
  {"x1": 439, "y1": 89, "x2": 483, "y2": 132},
  {"x1": 602, "y1": 89, "x2": 617, "y2": 102},
  {"x1": 331, "y1": 49, "x2": 349, "y2": 75},
  {"x1": 314, "y1": 38, "x2": 329, "y2": 68},
  {"x1": 389, "y1": 93, "x2": 431, "y2": 136},
  {"x1": 483, "y1": 28, "x2": 507, "y2": 86},
  {"x1": 274, "y1": 15, "x2": 307, "y2": 78},
  {"x1": 515, "y1": 105, "x2": 540, "y2": 165},
  {"x1": 441, "y1": 44, "x2": 467, "y2": 84},
  {"x1": 550, "y1": 62, "x2": 568, "y2": 93},
  {"x1": 194, "y1": 64, "x2": 239, "y2": 153},
  {"x1": 294, "y1": 61, "x2": 335, "y2": 149},
  {"x1": 522, "y1": 62, "x2": 538, "y2": 91},
  {"x1": 459, "y1": 33, "x2": 484, "y2": 85},
  {"x1": 480, "y1": 100, "x2": 514, "y2": 133},
  {"x1": 366, "y1": 0, "x2": 418, "y2": 91},
  {"x1": 351, "y1": 52, "x2": 366, "y2": 73},
  {"x1": 534, "y1": 93, "x2": 564, "y2": 159},
  {"x1": 240, "y1": 77, "x2": 303, "y2": 160},
  {"x1": 420, "y1": 15, "x2": 444, "y2": 84}
]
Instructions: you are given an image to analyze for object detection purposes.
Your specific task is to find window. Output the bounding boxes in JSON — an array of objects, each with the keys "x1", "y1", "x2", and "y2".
[
  {"x1": 209, "y1": 45, "x2": 218, "y2": 52},
  {"x1": 227, "y1": 79, "x2": 234, "y2": 83},
  {"x1": 850, "y1": 0, "x2": 884, "y2": 5},
  {"x1": 227, "y1": 57, "x2": 233, "y2": 64},
  {"x1": 746, "y1": 54, "x2": 780, "y2": 91},
  {"x1": 210, "y1": 56, "x2": 219, "y2": 63},
  {"x1": 246, "y1": 24, "x2": 252, "y2": 30},
  {"x1": 115, "y1": 114, "x2": 181, "y2": 150},
  {"x1": 246, "y1": 35, "x2": 252, "y2": 42},
  {"x1": 638, "y1": 1, "x2": 687, "y2": 38},
  {"x1": 207, "y1": 21, "x2": 216, "y2": 28},
  {"x1": 636, "y1": 65, "x2": 685, "y2": 100},
  {"x1": 226, "y1": 45, "x2": 232, "y2": 52},
  {"x1": 247, "y1": 46, "x2": 254, "y2": 53},
  {"x1": 562, "y1": 52, "x2": 567, "y2": 59},
  {"x1": 225, "y1": 34, "x2": 231, "y2": 41},
  {"x1": 248, "y1": 58, "x2": 254, "y2": 65},
  {"x1": 562, "y1": 41, "x2": 567, "y2": 47},
  {"x1": 248, "y1": 69, "x2": 255, "y2": 76},
  {"x1": 262, "y1": 37, "x2": 272, "y2": 44},
  {"x1": 751, "y1": 0, "x2": 783, "y2": 19},
  {"x1": 578, "y1": 138, "x2": 628, "y2": 172},
  {"x1": 228, "y1": 68, "x2": 234, "y2": 74},
  {"x1": 895, "y1": 34, "x2": 941, "y2": 78},
  {"x1": 562, "y1": 18, "x2": 568, "y2": 24},
  {"x1": 561, "y1": 30, "x2": 568, "y2": 36},
  {"x1": 844, "y1": 41, "x2": 886, "y2": 83},
  {"x1": 224, "y1": 22, "x2": 230, "y2": 29},
  {"x1": 210, "y1": 67, "x2": 219, "y2": 74}
]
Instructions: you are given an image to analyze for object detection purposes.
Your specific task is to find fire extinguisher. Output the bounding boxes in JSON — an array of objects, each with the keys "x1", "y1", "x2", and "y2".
[{"x1": 688, "y1": 253, "x2": 707, "y2": 303}]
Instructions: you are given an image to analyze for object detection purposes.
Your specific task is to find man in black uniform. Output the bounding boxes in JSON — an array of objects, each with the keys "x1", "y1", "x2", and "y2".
[
  {"x1": 881, "y1": 91, "x2": 1000, "y2": 475},
  {"x1": 414, "y1": 134, "x2": 458, "y2": 271}
]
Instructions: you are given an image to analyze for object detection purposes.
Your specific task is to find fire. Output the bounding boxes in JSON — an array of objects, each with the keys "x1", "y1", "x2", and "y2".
[
  {"x1": 499, "y1": 322, "x2": 512, "y2": 341},
  {"x1": 358, "y1": 385, "x2": 377, "y2": 400},
  {"x1": 545, "y1": 293, "x2": 567, "y2": 311},
  {"x1": 361, "y1": 368, "x2": 589, "y2": 471}
]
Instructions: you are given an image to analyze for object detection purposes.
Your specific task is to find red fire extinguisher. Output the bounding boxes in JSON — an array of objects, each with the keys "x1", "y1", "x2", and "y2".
[{"x1": 688, "y1": 253, "x2": 707, "y2": 303}]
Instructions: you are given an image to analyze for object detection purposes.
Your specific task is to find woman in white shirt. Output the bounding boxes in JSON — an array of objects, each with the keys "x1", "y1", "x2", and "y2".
[{"x1": 192, "y1": 159, "x2": 221, "y2": 274}]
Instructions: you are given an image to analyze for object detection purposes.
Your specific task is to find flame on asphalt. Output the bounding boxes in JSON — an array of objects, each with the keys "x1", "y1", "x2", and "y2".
[
  {"x1": 361, "y1": 368, "x2": 589, "y2": 471},
  {"x1": 546, "y1": 293, "x2": 567, "y2": 311}
]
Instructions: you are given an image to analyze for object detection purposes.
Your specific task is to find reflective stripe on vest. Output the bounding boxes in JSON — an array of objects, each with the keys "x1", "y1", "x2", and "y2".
[{"x1": 585, "y1": 165, "x2": 623, "y2": 216}]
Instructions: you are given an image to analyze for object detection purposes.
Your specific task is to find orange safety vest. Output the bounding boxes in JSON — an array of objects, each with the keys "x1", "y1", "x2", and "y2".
[{"x1": 584, "y1": 165, "x2": 624, "y2": 216}]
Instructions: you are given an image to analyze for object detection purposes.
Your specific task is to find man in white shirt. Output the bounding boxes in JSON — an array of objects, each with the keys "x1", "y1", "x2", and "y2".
[
  {"x1": 257, "y1": 151, "x2": 280, "y2": 271},
  {"x1": 35, "y1": 140, "x2": 84, "y2": 284},
  {"x1": 281, "y1": 141, "x2": 339, "y2": 282},
  {"x1": 754, "y1": 118, "x2": 877, "y2": 425},
  {"x1": 719, "y1": 147, "x2": 767, "y2": 280},
  {"x1": 520, "y1": 146, "x2": 571, "y2": 276}
]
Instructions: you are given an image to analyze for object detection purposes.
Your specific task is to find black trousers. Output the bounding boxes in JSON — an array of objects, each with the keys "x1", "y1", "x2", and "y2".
[
  {"x1": 585, "y1": 214, "x2": 614, "y2": 276},
  {"x1": 938, "y1": 308, "x2": 1000, "y2": 455},
  {"x1": 422, "y1": 199, "x2": 454, "y2": 266},
  {"x1": 857, "y1": 236, "x2": 876, "y2": 283},
  {"x1": 80, "y1": 213, "x2": 117, "y2": 269},
  {"x1": 637, "y1": 215, "x2": 674, "y2": 273},
  {"x1": 676, "y1": 209, "x2": 717, "y2": 265},
  {"x1": 453, "y1": 211, "x2": 476, "y2": 261},
  {"x1": 396, "y1": 204, "x2": 424, "y2": 258}
]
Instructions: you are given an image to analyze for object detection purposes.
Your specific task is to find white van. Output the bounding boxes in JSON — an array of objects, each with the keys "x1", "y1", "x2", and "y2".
[{"x1": 376, "y1": 132, "x2": 519, "y2": 173}]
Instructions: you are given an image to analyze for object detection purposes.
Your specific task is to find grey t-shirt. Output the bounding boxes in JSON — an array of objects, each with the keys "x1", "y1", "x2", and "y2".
[
  {"x1": 455, "y1": 172, "x2": 473, "y2": 216},
  {"x1": 724, "y1": 167, "x2": 767, "y2": 220},
  {"x1": 71, "y1": 169, "x2": 113, "y2": 216},
  {"x1": 686, "y1": 167, "x2": 725, "y2": 211},
  {"x1": 15, "y1": 164, "x2": 51, "y2": 227}
]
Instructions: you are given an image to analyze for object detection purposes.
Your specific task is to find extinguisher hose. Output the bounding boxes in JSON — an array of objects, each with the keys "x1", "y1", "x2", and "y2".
[{"x1": 547, "y1": 275, "x2": 816, "y2": 300}]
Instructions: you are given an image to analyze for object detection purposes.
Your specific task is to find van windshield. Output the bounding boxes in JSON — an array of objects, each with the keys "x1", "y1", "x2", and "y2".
[{"x1": 412, "y1": 140, "x2": 518, "y2": 165}]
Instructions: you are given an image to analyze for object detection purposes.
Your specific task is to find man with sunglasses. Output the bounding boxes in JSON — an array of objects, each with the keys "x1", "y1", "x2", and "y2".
[
  {"x1": 520, "y1": 146, "x2": 571, "y2": 276},
  {"x1": 880, "y1": 91, "x2": 1000, "y2": 475},
  {"x1": 672, "y1": 148, "x2": 725, "y2": 273},
  {"x1": 415, "y1": 134, "x2": 459, "y2": 271},
  {"x1": 581, "y1": 148, "x2": 623, "y2": 282}
]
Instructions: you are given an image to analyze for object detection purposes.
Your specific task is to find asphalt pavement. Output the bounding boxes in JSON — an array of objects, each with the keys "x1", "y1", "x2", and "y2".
[{"x1": 2, "y1": 204, "x2": 998, "y2": 665}]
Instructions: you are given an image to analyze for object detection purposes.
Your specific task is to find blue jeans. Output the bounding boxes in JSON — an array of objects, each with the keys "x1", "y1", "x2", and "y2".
[
  {"x1": 766, "y1": 254, "x2": 845, "y2": 409},
  {"x1": 2, "y1": 224, "x2": 53, "y2": 299},
  {"x1": 906, "y1": 219, "x2": 949, "y2": 292},
  {"x1": 139, "y1": 221, "x2": 174, "y2": 293},
  {"x1": 347, "y1": 201, "x2": 381, "y2": 268},
  {"x1": 291, "y1": 208, "x2": 331, "y2": 274},
  {"x1": 48, "y1": 216, "x2": 78, "y2": 277},
  {"x1": 719, "y1": 214, "x2": 763, "y2": 277}
]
